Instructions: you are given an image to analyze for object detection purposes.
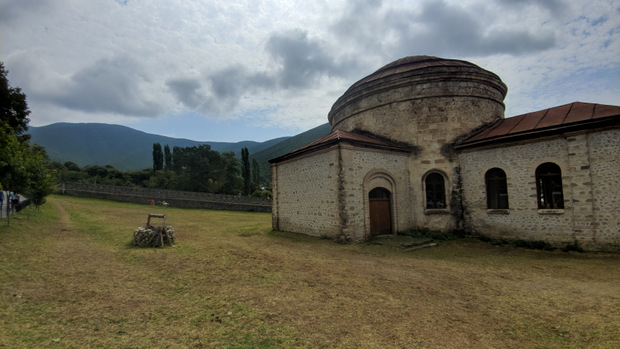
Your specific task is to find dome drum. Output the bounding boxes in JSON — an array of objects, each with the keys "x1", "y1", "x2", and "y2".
[{"x1": 327, "y1": 56, "x2": 508, "y2": 147}]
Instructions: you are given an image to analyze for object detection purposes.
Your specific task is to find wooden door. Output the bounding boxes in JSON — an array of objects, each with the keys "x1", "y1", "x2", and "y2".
[{"x1": 369, "y1": 188, "x2": 392, "y2": 235}]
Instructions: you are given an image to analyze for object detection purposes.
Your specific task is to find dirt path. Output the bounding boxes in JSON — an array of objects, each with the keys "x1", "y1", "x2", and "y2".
[
  {"x1": 52, "y1": 196, "x2": 73, "y2": 226},
  {"x1": 38, "y1": 197, "x2": 75, "y2": 240}
]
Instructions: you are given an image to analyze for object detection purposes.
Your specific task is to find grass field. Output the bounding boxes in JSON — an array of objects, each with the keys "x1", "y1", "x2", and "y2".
[{"x1": 1, "y1": 195, "x2": 619, "y2": 348}]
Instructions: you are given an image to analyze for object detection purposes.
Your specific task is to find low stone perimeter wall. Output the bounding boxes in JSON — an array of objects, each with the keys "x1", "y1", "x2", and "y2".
[{"x1": 58, "y1": 182, "x2": 271, "y2": 213}]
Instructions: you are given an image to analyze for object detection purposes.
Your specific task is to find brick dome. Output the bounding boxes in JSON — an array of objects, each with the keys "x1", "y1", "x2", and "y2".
[{"x1": 327, "y1": 56, "x2": 508, "y2": 147}]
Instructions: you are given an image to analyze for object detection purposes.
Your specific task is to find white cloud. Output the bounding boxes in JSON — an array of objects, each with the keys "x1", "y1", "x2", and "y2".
[{"x1": 1, "y1": 0, "x2": 618, "y2": 140}]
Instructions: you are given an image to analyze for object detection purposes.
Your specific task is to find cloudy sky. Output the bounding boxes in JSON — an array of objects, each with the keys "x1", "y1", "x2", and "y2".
[{"x1": 1, "y1": 0, "x2": 619, "y2": 142}]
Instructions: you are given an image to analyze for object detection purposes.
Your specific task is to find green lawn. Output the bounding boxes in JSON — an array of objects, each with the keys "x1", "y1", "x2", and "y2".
[{"x1": 1, "y1": 195, "x2": 619, "y2": 348}]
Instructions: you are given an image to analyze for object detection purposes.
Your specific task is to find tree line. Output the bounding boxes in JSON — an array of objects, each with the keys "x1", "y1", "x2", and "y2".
[
  {"x1": 149, "y1": 142, "x2": 264, "y2": 196},
  {"x1": 52, "y1": 144, "x2": 267, "y2": 198},
  {"x1": 1, "y1": 62, "x2": 56, "y2": 224}
]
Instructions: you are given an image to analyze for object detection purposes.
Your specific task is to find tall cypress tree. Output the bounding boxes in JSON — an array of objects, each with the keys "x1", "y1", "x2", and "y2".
[
  {"x1": 152, "y1": 143, "x2": 163, "y2": 171},
  {"x1": 241, "y1": 147, "x2": 251, "y2": 195},
  {"x1": 164, "y1": 144, "x2": 172, "y2": 170},
  {"x1": 252, "y1": 158, "x2": 260, "y2": 190}
]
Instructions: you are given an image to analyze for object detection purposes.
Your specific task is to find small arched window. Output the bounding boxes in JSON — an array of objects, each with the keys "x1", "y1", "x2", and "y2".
[
  {"x1": 536, "y1": 163, "x2": 564, "y2": 209},
  {"x1": 425, "y1": 172, "x2": 446, "y2": 209},
  {"x1": 485, "y1": 168, "x2": 509, "y2": 209}
]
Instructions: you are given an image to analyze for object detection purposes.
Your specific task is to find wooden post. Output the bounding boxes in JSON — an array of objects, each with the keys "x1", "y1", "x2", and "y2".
[{"x1": 146, "y1": 213, "x2": 166, "y2": 226}]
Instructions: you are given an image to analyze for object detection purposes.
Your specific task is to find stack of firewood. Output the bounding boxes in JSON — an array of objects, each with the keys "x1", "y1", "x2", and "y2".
[{"x1": 133, "y1": 225, "x2": 175, "y2": 247}]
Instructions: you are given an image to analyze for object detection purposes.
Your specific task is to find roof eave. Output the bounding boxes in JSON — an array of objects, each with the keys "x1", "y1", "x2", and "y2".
[
  {"x1": 455, "y1": 115, "x2": 620, "y2": 150},
  {"x1": 269, "y1": 138, "x2": 410, "y2": 164}
]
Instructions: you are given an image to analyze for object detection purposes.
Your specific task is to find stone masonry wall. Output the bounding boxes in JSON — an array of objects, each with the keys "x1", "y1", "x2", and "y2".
[
  {"x1": 341, "y1": 145, "x2": 411, "y2": 240},
  {"x1": 271, "y1": 147, "x2": 341, "y2": 237},
  {"x1": 587, "y1": 129, "x2": 620, "y2": 248},
  {"x1": 59, "y1": 182, "x2": 271, "y2": 212},
  {"x1": 333, "y1": 96, "x2": 503, "y2": 151},
  {"x1": 458, "y1": 128, "x2": 620, "y2": 251}
]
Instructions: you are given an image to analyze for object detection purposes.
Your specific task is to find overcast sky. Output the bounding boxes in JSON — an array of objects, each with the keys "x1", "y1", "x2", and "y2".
[{"x1": 1, "y1": 0, "x2": 619, "y2": 142}]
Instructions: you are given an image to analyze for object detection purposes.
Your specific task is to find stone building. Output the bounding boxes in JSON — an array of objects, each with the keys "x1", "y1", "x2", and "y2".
[{"x1": 269, "y1": 56, "x2": 620, "y2": 251}]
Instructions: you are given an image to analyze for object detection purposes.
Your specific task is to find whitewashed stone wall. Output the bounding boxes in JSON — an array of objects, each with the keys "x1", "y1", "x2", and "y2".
[
  {"x1": 271, "y1": 143, "x2": 411, "y2": 241},
  {"x1": 341, "y1": 145, "x2": 411, "y2": 240},
  {"x1": 271, "y1": 146, "x2": 341, "y2": 237},
  {"x1": 458, "y1": 128, "x2": 620, "y2": 250},
  {"x1": 587, "y1": 129, "x2": 620, "y2": 249}
]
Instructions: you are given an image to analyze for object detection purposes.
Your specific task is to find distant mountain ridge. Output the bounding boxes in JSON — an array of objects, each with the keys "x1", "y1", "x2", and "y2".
[{"x1": 28, "y1": 122, "x2": 331, "y2": 174}]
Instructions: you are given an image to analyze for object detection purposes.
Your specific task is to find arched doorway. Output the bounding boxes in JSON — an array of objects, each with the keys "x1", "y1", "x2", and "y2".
[{"x1": 369, "y1": 187, "x2": 392, "y2": 235}]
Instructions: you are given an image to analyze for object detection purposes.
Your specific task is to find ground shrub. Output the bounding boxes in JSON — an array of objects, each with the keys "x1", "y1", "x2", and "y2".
[
  {"x1": 513, "y1": 239, "x2": 554, "y2": 250},
  {"x1": 333, "y1": 233, "x2": 351, "y2": 244},
  {"x1": 477, "y1": 235, "x2": 556, "y2": 250},
  {"x1": 478, "y1": 235, "x2": 493, "y2": 242},
  {"x1": 490, "y1": 238, "x2": 510, "y2": 246},
  {"x1": 399, "y1": 228, "x2": 459, "y2": 241},
  {"x1": 562, "y1": 240, "x2": 584, "y2": 252}
]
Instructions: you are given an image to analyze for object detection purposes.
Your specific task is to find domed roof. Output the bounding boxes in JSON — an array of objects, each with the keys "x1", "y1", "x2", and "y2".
[
  {"x1": 350, "y1": 55, "x2": 484, "y2": 89},
  {"x1": 328, "y1": 56, "x2": 507, "y2": 126}
]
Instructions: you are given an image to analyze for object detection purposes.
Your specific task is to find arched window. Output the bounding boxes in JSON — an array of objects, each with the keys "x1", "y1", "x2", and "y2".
[
  {"x1": 536, "y1": 163, "x2": 564, "y2": 209},
  {"x1": 425, "y1": 172, "x2": 446, "y2": 209},
  {"x1": 485, "y1": 168, "x2": 509, "y2": 209}
]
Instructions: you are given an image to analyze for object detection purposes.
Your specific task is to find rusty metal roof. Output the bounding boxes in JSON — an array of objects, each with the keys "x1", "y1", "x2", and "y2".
[
  {"x1": 457, "y1": 102, "x2": 620, "y2": 149},
  {"x1": 269, "y1": 130, "x2": 410, "y2": 164}
]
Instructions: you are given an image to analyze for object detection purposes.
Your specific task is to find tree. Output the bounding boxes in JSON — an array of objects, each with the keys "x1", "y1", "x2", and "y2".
[
  {"x1": 0, "y1": 121, "x2": 27, "y2": 224},
  {"x1": 241, "y1": 147, "x2": 251, "y2": 195},
  {"x1": 53, "y1": 161, "x2": 84, "y2": 183},
  {"x1": 127, "y1": 169, "x2": 152, "y2": 187},
  {"x1": 0, "y1": 63, "x2": 38, "y2": 224},
  {"x1": 171, "y1": 144, "x2": 213, "y2": 192},
  {"x1": 169, "y1": 145, "x2": 243, "y2": 194},
  {"x1": 64, "y1": 161, "x2": 81, "y2": 172},
  {"x1": 0, "y1": 62, "x2": 30, "y2": 142},
  {"x1": 1, "y1": 122, "x2": 56, "y2": 222},
  {"x1": 220, "y1": 152, "x2": 242, "y2": 195},
  {"x1": 25, "y1": 145, "x2": 56, "y2": 210},
  {"x1": 252, "y1": 158, "x2": 260, "y2": 189},
  {"x1": 164, "y1": 144, "x2": 172, "y2": 170},
  {"x1": 152, "y1": 143, "x2": 163, "y2": 171},
  {"x1": 149, "y1": 169, "x2": 176, "y2": 189}
]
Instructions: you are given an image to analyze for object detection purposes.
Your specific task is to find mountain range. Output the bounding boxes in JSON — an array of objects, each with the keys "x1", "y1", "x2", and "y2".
[{"x1": 28, "y1": 122, "x2": 332, "y2": 177}]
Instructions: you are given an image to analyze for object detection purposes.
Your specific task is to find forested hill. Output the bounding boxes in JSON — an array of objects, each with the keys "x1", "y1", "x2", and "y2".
[
  {"x1": 252, "y1": 123, "x2": 332, "y2": 179},
  {"x1": 28, "y1": 123, "x2": 290, "y2": 171},
  {"x1": 28, "y1": 122, "x2": 332, "y2": 173}
]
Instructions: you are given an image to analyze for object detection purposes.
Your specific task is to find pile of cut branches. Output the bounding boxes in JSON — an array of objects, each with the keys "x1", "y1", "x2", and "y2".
[{"x1": 133, "y1": 225, "x2": 175, "y2": 247}]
